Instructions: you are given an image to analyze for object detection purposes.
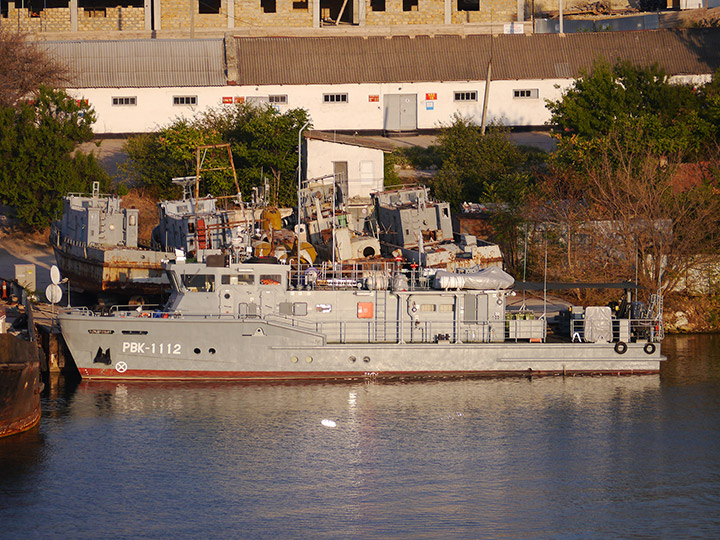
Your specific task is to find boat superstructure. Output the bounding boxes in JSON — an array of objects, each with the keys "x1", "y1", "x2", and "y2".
[
  {"x1": 49, "y1": 182, "x2": 171, "y2": 298},
  {"x1": 58, "y1": 255, "x2": 665, "y2": 381},
  {"x1": 372, "y1": 186, "x2": 503, "y2": 270}
]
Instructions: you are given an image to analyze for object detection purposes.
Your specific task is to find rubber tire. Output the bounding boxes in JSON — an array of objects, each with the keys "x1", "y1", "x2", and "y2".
[
  {"x1": 644, "y1": 342, "x2": 656, "y2": 355},
  {"x1": 614, "y1": 341, "x2": 628, "y2": 355}
]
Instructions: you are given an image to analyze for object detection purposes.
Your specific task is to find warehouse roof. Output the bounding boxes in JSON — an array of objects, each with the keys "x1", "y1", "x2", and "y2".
[
  {"x1": 40, "y1": 29, "x2": 720, "y2": 88},
  {"x1": 41, "y1": 39, "x2": 226, "y2": 88},
  {"x1": 233, "y1": 29, "x2": 720, "y2": 84}
]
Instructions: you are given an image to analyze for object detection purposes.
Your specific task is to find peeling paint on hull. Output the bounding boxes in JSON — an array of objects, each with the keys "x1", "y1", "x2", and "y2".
[{"x1": 0, "y1": 335, "x2": 43, "y2": 438}]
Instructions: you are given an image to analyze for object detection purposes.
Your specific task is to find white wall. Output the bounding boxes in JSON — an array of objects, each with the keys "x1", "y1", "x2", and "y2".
[
  {"x1": 305, "y1": 139, "x2": 384, "y2": 198},
  {"x1": 70, "y1": 73, "x2": 712, "y2": 134}
]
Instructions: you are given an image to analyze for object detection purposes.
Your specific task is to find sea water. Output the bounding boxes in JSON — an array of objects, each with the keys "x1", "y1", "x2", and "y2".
[{"x1": 1, "y1": 334, "x2": 719, "y2": 539}]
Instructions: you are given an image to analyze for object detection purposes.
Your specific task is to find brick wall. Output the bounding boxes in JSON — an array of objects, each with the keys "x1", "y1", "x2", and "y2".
[
  {"x1": 234, "y1": 0, "x2": 312, "y2": 27},
  {"x1": 365, "y1": 0, "x2": 445, "y2": 25},
  {"x1": 159, "y1": 0, "x2": 313, "y2": 29},
  {"x1": 78, "y1": 7, "x2": 145, "y2": 31},
  {"x1": 4, "y1": 4, "x2": 72, "y2": 32},
  {"x1": 3, "y1": 0, "x2": 638, "y2": 33},
  {"x1": 451, "y1": 2, "x2": 516, "y2": 23}
]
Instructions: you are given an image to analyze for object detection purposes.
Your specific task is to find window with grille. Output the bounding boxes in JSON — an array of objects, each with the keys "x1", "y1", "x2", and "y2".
[
  {"x1": 173, "y1": 96, "x2": 197, "y2": 106},
  {"x1": 323, "y1": 93, "x2": 348, "y2": 103},
  {"x1": 513, "y1": 89, "x2": 539, "y2": 99},
  {"x1": 454, "y1": 91, "x2": 477, "y2": 102},
  {"x1": 112, "y1": 97, "x2": 136, "y2": 106},
  {"x1": 269, "y1": 95, "x2": 288, "y2": 104}
]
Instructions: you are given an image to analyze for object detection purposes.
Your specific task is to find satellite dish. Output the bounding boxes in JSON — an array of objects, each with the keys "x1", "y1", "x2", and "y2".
[
  {"x1": 50, "y1": 265, "x2": 61, "y2": 285},
  {"x1": 46, "y1": 283, "x2": 62, "y2": 305}
]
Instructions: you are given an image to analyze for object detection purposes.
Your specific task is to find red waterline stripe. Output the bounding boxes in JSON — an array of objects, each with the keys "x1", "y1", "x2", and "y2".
[{"x1": 79, "y1": 367, "x2": 659, "y2": 380}]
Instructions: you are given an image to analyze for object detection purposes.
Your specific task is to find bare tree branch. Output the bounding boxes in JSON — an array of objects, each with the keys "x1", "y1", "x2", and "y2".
[{"x1": 0, "y1": 28, "x2": 69, "y2": 108}]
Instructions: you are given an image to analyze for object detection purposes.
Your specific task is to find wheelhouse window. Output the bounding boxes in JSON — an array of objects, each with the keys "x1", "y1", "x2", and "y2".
[
  {"x1": 112, "y1": 96, "x2": 136, "y2": 106},
  {"x1": 323, "y1": 93, "x2": 348, "y2": 103},
  {"x1": 183, "y1": 274, "x2": 215, "y2": 292},
  {"x1": 513, "y1": 89, "x2": 539, "y2": 99},
  {"x1": 173, "y1": 96, "x2": 197, "y2": 106},
  {"x1": 259, "y1": 274, "x2": 282, "y2": 286},
  {"x1": 221, "y1": 273, "x2": 254, "y2": 285},
  {"x1": 454, "y1": 91, "x2": 477, "y2": 102}
]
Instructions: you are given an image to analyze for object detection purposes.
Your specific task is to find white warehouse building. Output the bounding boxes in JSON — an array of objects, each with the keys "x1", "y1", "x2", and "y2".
[{"x1": 42, "y1": 29, "x2": 720, "y2": 135}]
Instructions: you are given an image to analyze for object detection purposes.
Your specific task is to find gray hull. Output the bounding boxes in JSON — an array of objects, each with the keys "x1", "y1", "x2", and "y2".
[{"x1": 60, "y1": 314, "x2": 663, "y2": 380}]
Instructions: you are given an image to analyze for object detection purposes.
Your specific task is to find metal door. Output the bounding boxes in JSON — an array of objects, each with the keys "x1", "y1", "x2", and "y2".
[
  {"x1": 220, "y1": 289, "x2": 235, "y2": 315},
  {"x1": 383, "y1": 94, "x2": 417, "y2": 132},
  {"x1": 333, "y1": 161, "x2": 348, "y2": 203}
]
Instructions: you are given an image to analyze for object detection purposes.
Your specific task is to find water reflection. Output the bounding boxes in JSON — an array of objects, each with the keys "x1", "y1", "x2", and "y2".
[{"x1": 0, "y1": 335, "x2": 718, "y2": 539}]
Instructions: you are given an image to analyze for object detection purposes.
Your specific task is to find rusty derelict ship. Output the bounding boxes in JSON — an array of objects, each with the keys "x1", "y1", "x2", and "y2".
[
  {"x1": 0, "y1": 284, "x2": 44, "y2": 438},
  {"x1": 49, "y1": 182, "x2": 169, "y2": 302},
  {"x1": 56, "y1": 180, "x2": 665, "y2": 380}
]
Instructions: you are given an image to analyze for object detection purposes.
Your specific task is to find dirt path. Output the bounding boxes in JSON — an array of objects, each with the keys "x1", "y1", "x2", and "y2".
[{"x1": 0, "y1": 230, "x2": 55, "y2": 296}]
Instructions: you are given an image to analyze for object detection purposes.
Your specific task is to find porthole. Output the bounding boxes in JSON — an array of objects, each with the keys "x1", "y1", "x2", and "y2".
[
  {"x1": 291, "y1": 356, "x2": 299, "y2": 363},
  {"x1": 193, "y1": 348, "x2": 201, "y2": 354},
  {"x1": 224, "y1": 293, "x2": 230, "y2": 299},
  {"x1": 349, "y1": 356, "x2": 356, "y2": 363},
  {"x1": 363, "y1": 356, "x2": 371, "y2": 363},
  {"x1": 209, "y1": 348, "x2": 216, "y2": 354},
  {"x1": 306, "y1": 356, "x2": 313, "y2": 363}
]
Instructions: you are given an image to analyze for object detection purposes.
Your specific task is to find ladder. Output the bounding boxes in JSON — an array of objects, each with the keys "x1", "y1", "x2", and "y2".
[{"x1": 374, "y1": 288, "x2": 387, "y2": 342}]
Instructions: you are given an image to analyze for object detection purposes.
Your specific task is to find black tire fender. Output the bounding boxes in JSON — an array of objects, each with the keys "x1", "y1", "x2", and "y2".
[
  {"x1": 644, "y1": 342, "x2": 656, "y2": 355},
  {"x1": 614, "y1": 341, "x2": 628, "y2": 355}
]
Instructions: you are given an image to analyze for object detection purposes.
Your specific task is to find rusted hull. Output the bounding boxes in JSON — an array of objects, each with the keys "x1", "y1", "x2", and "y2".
[
  {"x1": 52, "y1": 244, "x2": 169, "y2": 296},
  {"x1": 0, "y1": 334, "x2": 43, "y2": 438}
]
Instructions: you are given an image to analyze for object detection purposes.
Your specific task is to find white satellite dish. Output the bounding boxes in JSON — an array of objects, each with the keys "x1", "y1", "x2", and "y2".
[
  {"x1": 46, "y1": 283, "x2": 62, "y2": 305},
  {"x1": 50, "y1": 265, "x2": 61, "y2": 285}
]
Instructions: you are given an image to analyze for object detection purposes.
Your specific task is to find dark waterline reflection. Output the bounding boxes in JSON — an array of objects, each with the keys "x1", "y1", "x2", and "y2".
[{"x1": 1, "y1": 334, "x2": 719, "y2": 540}]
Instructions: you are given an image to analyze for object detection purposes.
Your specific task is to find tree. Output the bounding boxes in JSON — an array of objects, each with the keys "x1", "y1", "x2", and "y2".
[
  {"x1": 430, "y1": 115, "x2": 529, "y2": 211},
  {"x1": 0, "y1": 28, "x2": 68, "y2": 108},
  {"x1": 547, "y1": 60, "x2": 714, "y2": 162},
  {"x1": 225, "y1": 105, "x2": 310, "y2": 206},
  {"x1": 122, "y1": 104, "x2": 311, "y2": 206},
  {"x1": 0, "y1": 87, "x2": 108, "y2": 229},
  {"x1": 428, "y1": 115, "x2": 542, "y2": 273},
  {"x1": 528, "y1": 134, "x2": 720, "y2": 296}
]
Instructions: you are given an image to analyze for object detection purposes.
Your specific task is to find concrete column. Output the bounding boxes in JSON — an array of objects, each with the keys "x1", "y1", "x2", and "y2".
[
  {"x1": 224, "y1": 33, "x2": 238, "y2": 83},
  {"x1": 358, "y1": 0, "x2": 365, "y2": 25},
  {"x1": 444, "y1": 0, "x2": 451, "y2": 25},
  {"x1": 312, "y1": 0, "x2": 320, "y2": 28},
  {"x1": 227, "y1": 0, "x2": 234, "y2": 27},
  {"x1": 154, "y1": 0, "x2": 161, "y2": 30},
  {"x1": 516, "y1": 0, "x2": 524, "y2": 21},
  {"x1": 69, "y1": 0, "x2": 78, "y2": 31},
  {"x1": 144, "y1": 0, "x2": 152, "y2": 29}
]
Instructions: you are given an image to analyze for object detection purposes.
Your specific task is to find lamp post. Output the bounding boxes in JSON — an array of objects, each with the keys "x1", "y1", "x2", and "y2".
[{"x1": 297, "y1": 121, "x2": 310, "y2": 284}]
